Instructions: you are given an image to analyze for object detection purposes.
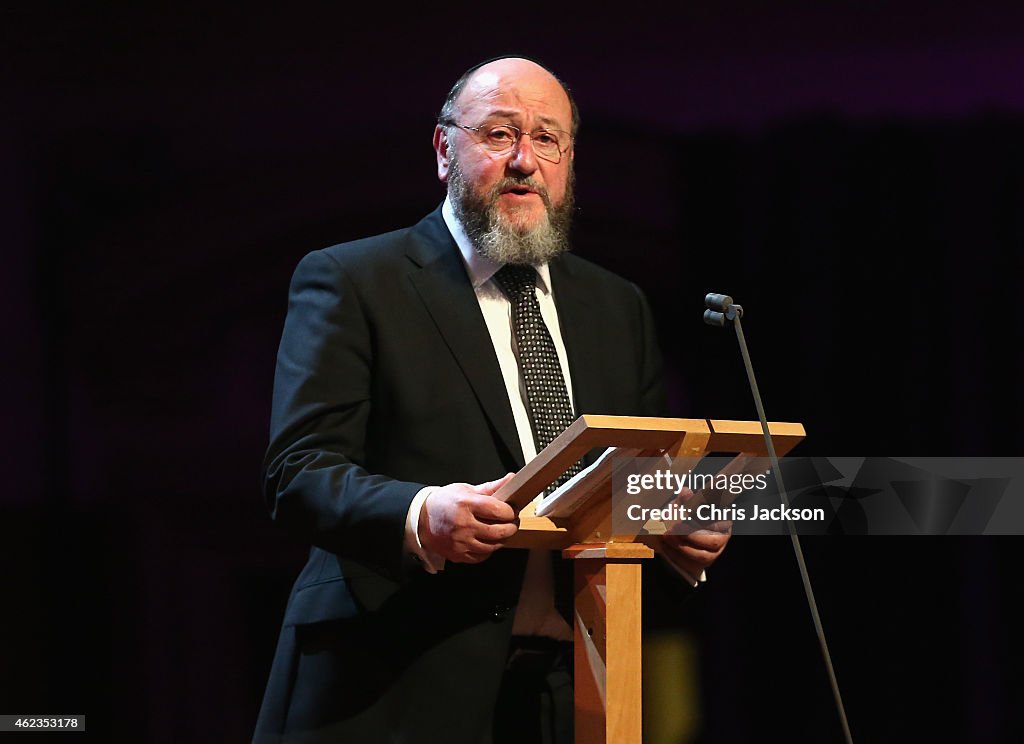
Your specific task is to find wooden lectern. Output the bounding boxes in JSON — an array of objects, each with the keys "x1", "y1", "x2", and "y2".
[{"x1": 493, "y1": 415, "x2": 805, "y2": 744}]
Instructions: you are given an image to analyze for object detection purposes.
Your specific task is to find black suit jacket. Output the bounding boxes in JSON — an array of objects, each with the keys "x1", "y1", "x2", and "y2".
[{"x1": 254, "y1": 206, "x2": 667, "y2": 743}]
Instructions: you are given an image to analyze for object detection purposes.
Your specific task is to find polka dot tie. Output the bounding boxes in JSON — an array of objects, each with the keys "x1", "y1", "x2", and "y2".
[{"x1": 493, "y1": 264, "x2": 583, "y2": 491}]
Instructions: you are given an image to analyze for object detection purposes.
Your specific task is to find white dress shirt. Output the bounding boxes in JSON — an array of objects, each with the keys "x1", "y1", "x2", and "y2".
[{"x1": 403, "y1": 196, "x2": 575, "y2": 639}]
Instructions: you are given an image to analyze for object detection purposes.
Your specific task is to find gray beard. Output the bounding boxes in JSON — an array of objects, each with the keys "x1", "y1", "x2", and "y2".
[{"x1": 448, "y1": 153, "x2": 575, "y2": 266}]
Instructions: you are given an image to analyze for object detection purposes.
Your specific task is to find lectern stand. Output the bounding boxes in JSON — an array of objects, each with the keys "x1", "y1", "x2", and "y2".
[{"x1": 494, "y1": 415, "x2": 805, "y2": 744}]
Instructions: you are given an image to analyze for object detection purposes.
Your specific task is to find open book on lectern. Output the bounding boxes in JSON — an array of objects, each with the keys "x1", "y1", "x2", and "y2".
[
  {"x1": 534, "y1": 446, "x2": 713, "y2": 584},
  {"x1": 534, "y1": 446, "x2": 670, "y2": 519},
  {"x1": 535, "y1": 444, "x2": 777, "y2": 521}
]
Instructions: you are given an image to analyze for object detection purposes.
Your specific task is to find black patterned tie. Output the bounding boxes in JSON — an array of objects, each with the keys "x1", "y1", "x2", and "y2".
[{"x1": 493, "y1": 264, "x2": 582, "y2": 491}]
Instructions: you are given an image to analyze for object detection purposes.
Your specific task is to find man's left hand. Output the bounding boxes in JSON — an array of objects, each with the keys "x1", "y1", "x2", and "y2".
[
  {"x1": 659, "y1": 482, "x2": 732, "y2": 579},
  {"x1": 661, "y1": 522, "x2": 731, "y2": 578}
]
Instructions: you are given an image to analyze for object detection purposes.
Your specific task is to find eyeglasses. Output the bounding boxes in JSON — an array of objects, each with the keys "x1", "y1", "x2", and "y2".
[{"x1": 442, "y1": 121, "x2": 572, "y2": 164}]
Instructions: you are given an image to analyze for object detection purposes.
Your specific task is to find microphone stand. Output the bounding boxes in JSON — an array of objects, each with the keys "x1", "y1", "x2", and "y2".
[{"x1": 704, "y1": 293, "x2": 854, "y2": 744}]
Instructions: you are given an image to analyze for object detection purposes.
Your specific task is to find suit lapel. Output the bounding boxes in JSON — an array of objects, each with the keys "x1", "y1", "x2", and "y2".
[
  {"x1": 406, "y1": 209, "x2": 526, "y2": 469},
  {"x1": 549, "y1": 257, "x2": 605, "y2": 417}
]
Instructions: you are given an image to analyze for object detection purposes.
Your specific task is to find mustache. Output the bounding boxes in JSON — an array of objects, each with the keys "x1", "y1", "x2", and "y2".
[{"x1": 489, "y1": 177, "x2": 551, "y2": 208}]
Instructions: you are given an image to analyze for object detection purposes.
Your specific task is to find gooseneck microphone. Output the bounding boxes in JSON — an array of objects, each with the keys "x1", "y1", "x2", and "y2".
[
  {"x1": 702, "y1": 293, "x2": 742, "y2": 325},
  {"x1": 704, "y1": 292, "x2": 855, "y2": 744}
]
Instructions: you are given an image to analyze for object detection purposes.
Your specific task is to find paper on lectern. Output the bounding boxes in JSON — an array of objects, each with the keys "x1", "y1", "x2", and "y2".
[{"x1": 535, "y1": 447, "x2": 671, "y2": 518}]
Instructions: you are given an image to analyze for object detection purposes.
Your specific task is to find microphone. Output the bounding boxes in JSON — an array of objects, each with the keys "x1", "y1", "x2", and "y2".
[
  {"x1": 704, "y1": 292, "x2": 855, "y2": 744},
  {"x1": 702, "y1": 293, "x2": 743, "y2": 326}
]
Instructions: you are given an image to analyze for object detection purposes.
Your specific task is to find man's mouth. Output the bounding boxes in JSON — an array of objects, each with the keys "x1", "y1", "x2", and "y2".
[{"x1": 502, "y1": 185, "x2": 537, "y2": 196}]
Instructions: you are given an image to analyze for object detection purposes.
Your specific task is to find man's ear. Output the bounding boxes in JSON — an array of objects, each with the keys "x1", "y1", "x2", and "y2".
[{"x1": 433, "y1": 125, "x2": 450, "y2": 183}]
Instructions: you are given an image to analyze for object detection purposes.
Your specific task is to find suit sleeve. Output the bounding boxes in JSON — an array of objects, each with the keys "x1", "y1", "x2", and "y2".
[{"x1": 262, "y1": 249, "x2": 422, "y2": 580}]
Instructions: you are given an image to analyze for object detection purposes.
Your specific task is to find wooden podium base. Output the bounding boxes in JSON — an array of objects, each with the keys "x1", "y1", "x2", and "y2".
[
  {"x1": 497, "y1": 416, "x2": 805, "y2": 744},
  {"x1": 565, "y1": 543, "x2": 654, "y2": 744}
]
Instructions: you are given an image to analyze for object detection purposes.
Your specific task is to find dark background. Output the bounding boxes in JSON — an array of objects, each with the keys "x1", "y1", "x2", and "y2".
[{"x1": 3, "y1": 3, "x2": 1022, "y2": 742}]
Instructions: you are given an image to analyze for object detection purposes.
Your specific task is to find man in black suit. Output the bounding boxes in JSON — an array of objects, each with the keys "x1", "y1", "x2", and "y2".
[{"x1": 254, "y1": 56, "x2": 729, "y2": 744}]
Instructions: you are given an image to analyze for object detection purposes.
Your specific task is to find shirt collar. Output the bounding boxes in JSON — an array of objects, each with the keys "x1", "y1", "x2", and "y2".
[{"x1": 441, "y1": 195, "x2": 552, "y2": 295}]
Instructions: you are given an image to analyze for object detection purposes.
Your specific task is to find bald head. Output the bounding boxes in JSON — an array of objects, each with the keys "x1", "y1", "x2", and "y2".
[{"x1": 438, "y1": 56, "x2": 580, "y2": 137}]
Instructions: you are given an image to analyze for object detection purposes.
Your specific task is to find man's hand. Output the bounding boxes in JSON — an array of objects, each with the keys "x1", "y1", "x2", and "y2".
[
  {"x1": 418, "y1": 473, "x2": 518, "y2": 563},
  {"x1": 661, "y1": 523, "x2": 731, "y2": 579},
  {"x1": 661, "y1": 485, "x2": 731, "y2": 580}
]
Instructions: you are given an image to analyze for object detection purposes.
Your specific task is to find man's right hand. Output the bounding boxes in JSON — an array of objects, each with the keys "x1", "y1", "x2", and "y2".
[{"x1": 418, "y1": 473, "x2": 518, "y2": 563}]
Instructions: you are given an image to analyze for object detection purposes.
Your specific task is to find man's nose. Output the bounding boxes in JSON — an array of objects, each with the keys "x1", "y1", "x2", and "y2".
[{"x1": 507, "y1": 133, "x2": 539, "y2": 175}]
